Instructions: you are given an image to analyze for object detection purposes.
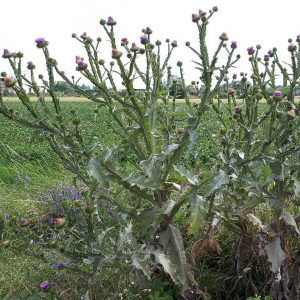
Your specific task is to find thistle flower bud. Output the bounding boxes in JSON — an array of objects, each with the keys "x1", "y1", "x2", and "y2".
[
  {"x1": 192, "y1": 13, "x2": 200, "y2": 22},
  {"x1": 296, "y1": 35, "x2": 300, "y2": 43},
  {"x1": 177, "y1": 61, "x2": 183, "y2": 67},
  {"x1": 98, "y1": 59, "x2": 105, "y2": 65},
  {"x1": 16, "y1": 52, "x2": 23, "y2": 58},
  {"x1": 232, "y1": 74, "x2": 237, "y2": 80},
  {"x1": 140, "y1": 35, "x2": 148, "y2": 45},
  {"x1": 139, "y1": 48, "x2": 145, "y2": 54},
  {"x1": 76, "y1": 59, "x2": 88, "y2": 71},
  {"x1": 38, "y1": 74, "x2": 43, "y2": 79},
  {"x1": 219, "y1": 32, "x2": 229, "y2": 41},
  {"x1": 212, "y1": 6, "x2": 218, "y2": 12},
  {"x1": 199, "y1": 10, "x2": 206, "y2": 16},
  {"x1": 71, "y1": 33, "x2": 77, "y2": 38},
  {"x1": 171, "y1": 40, "x2": 178, "y2": 47},
  {"x1": 4, "y1": 76, "x2": 16, "y2": 87},
  {"x1": 230, "y1": 41, "x2": 237, "y2": 49},
  {"x1": 268, "y1": 50, "x2": 274, "y2": 57},
  {"x1": 35, "y1": 37, "x2": 48, "y2": 48},
  {"x1": 97, "y1": 37, "x2": 102, "y2": 42},
  {"x1": 1, "y1": 71, "x2": 7, "y2": 77},
  {"x1": 99, "y1": 19, "x2": 106, "y2": 25},
  {"x1": 121, "y1": 38, "x2": 128, "y2": 46},
  {"x1": 72, "y1": 117, "x2": 81, "y2": 125},
  {"x1": 27, "y1": 61, "x2": 35, "y2": 70},
  {"x1": 273, "y1": 90, "x2": 282, "y2": 102},
  {"x1": 247, "y1": 46, "x2": 255, "y2": 55},
  {"x1": 85, "y1": 37, "x2": 93, "y2": 44},
  {"x1": 155, "y1": 40, "x2": 161, "y2": 46},
  {"x1": 288, "y1": 38, "x2": 293, "y2": 43},
  {"x1": 288, "y1": 43, "x2": 297, "y2": 52},
  {"x1": 110, "y1": 61, "x2": 115, "y2": 66},
  {"x1": 236, "y1": 54, "x2": 241, "y2": 59},
  {"x1": 185, "y1": 41, "x2": 190, "y2": 47},
  {"x1": 80, "y1": 32, "x2": 88, "y2": 40},
  {"x1": 127, "y1": 53, "x2": 132, "y2": 59},
  {"x1": 256, "y1": 44, "x2": 261, "y2": 50},
  {"x1": 112, "y1": 48, "x2": 122, "y2": 59},
  {"x1": 143, "y1": 27, "x2": 152, "y2": 34},
  {"x1": 2, "y1": 49, "x2": 11, "y2": 59},
  {"x1": 130, "y1": 43, "x2": 139, "y2": 52},
  {"x1": 107, "y1": 16, "x2": 116, "y2": 26}
]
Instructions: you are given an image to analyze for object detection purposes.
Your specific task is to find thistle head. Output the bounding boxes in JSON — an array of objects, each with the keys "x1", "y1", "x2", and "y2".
[
  {"x1": 35, "y1": 37, "x2": 48, "y2": 48},
  {"x1": 107, "y1": 16, "x2": 116, "y2": 26},
  {"x1": 76, "y1": 58, "x2": 87, "y2": 71},
  {"x1": 121, "y1": 38, "x2": 129, "y2": 46},
  {"x1": 2, "y1": 49, "x2": 11, "y2": 59},
  {"x1": 219, "y1": 32, "x2": 229, "y2": 41},
  {"x1": 230, "y1": 41, "x2": 237, "y2": 49},
  {"x1": 273, "y1": 90, "x2": 283, "y2": 102},
  {"x1": 143, "y1": 27, "x2": 152, "y2": 35},
  {"x1": 171, "y1": 40, "x2": 178, "y2": 48},
  {"x1": 27, "y1": 61, "x2": 35, "y2": 70},
  {"x1": 130, "y1": 43, "x2": 139, "y2": 52},
  {"x1": 264, "y1": 54, "x2": 270, "y2": 62},
  {"x1": 112, "y1": 48, "x2": 122, "y2": 59},
  {"x1": 140, "y1": 34, "x2": 148, "y2": 45},
  {"x1": 39, "y1": 280, "x2": 50, "y2": 291},
  {"x1": 247, "y1": 46, "x2": 255, "y2": 55},
  {"x1": 288, "y1": 43, "x2": 297, "y2": 52},
  {"x1": 192, "y1": 13, "x2": 200, "y2": 22}
]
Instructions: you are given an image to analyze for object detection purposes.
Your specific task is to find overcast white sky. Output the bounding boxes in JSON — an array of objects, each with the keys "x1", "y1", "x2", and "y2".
[{"x1": 1, "y1": 0, "x2": 300, "y2": 87}]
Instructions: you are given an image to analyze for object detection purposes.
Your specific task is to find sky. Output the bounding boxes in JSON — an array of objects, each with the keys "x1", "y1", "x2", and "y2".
[{"x1": 0, "y1": 0, "x2": 300, "y2": 88}]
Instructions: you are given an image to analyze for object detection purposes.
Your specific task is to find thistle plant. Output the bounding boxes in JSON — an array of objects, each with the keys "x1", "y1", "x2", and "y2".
[{"x1": 14, "y1": 6, "x2": 300, "y2": 299}]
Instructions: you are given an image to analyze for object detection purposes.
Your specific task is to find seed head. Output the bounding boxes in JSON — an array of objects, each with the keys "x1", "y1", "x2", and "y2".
[
  {"x1": 264, "y1": 54, "x2": 270, "y2": 62},
  {"x1": 219, "y1": 32, "x2": 229, "y2": 41},
  {"x1": 112, "y1": 48, "x2": 122, "y2": 59},
  {"x1": 234, "y1": 105, "x2": 241, "y2": 113},
  {"x1": 143, "y1": 27, "x2": 152, "y2": 35},
  {"x1": 121, "y1": 38, "x2": 129, "y2": 46}
]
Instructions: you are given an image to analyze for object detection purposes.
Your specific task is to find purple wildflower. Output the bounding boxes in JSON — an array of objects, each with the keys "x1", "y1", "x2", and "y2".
[
  {"x1": 296, "y1": 35, "x2": 300, "y2": 43},
  {"x1": 230, "y1": 41, "x2": 237, "y2": 49},
  {"x1": 107, "y1": 16, "x2": 116, "y2": 26},
  {"x1": 274, "y1": 90, "x2": 282, "y2": 98},
  {"x1": 140, "y1": 34, "x2": 148, "y2": 45},
  {"x1": 76, "y1": 59, "x2": 88, "y2": 71},
  {"x1": 39, "y1": 280, "x2": 50, "y2": 290},
  {"x1": 264, "y1": 54, "x2": 270, "y2": 62},
  {"x1": 121, "y1": 37, "x2": 128, "y2": 45},
  {"x1": 192, "y1": 13, "x2": 200, "y2": 22},
  {"x1": 5, "y1": 213, "x2": 10, "y2": 220},
  {"x1": 247, "y1": 46, "x2": 255, "y2": 55},
  {"x1": 268, "y1": 50, "x2": 274, "y2": 57},
  {"x1": 2, "y1": 49, "x2": 11, "y2": 59},
  {"x1": 232, "y1": 74, "x2": 237, "y2": 80},
  {"x1": 35, "y1": 37, "x2": 45, "y2": 44},
  {"x1": 143, "y1": 27, "x2": 152, "y2": 35},
  {"x1": 52, "y1": 262, "x2": 64, "y2": 268}
]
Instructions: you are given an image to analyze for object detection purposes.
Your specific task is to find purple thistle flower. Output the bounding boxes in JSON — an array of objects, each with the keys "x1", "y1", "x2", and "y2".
[
  {"x1": 121, "y1": 37, "x2": 128, "y2": 46},
  {"x1": 140, "y1": 34, "x2": 148, "y2": 45},
  {"x1": 268, "y1": 50, "x2": 274, "y2": 57},
  {"x1": 143, "y1": 27, "x2": 152, "y2": 35},
  {"x1": 2, "y1": 49, "x2": 11, "y2": 59},
  {"x1": 230, "y1": 41, "x2": 237, "y2": 49},
  {"x1": 5, "y1": 213, "x2": 10, "y2": 220},
  {"x1": 35, "y1": 37, "x2": 45, "y2": 44},
  {"x1": 51, "y1": 262, "x2": 64, "y2": 268},
  {"x1": 39, "y1": 280, "x2": 50, "y2": 290},
  {"x1": 232, "y1": 74, "x2": 237, "y2": 80},
  {"x1": 264, "y1": 54, "x2": 270, "y2": 62},
  {"x1": 247, "y1": 46, "x2": 255, "y2": 55},
  {"x1": 107, "y1": 16, "x2": 116, "y2": 26},
  {"x1": 274, "y1": 90, "x2": 282, "y2": 98},
  {"x1": 192, "y1": 13, "x2": 200, "y2": 22}
]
